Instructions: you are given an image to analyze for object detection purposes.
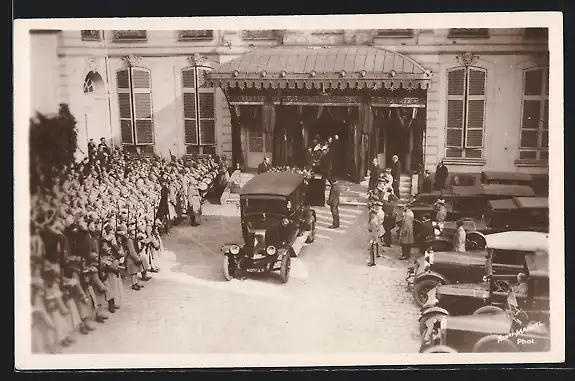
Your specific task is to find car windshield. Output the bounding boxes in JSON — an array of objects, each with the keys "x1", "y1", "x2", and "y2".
[{"x1": 242, "y1": 198, "x2": 287, "y2": 216}]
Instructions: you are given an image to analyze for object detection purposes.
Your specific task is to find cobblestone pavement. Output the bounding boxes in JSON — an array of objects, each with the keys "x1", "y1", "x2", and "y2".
[{"x1": 63, "y1": 205, "x2": 422, "y2": 354}]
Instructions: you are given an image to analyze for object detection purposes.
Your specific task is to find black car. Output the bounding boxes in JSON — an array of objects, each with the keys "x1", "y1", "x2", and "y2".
[
  {"x1": 407, "y1": 231, "x2": 549, "y2": 307},
  {"x1": 419, "y1": 290, "x2": 550, "y2": 353},
  {"x1": 221, "y1": 172, "x2": 316, "y2": 283},
  {"x1": 418, "y1": 252, "x2": 549, "y2": 333}
]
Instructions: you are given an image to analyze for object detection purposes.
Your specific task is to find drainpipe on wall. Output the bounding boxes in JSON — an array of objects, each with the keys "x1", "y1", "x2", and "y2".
[{"x1": 102, "y1": 31, "x2": 115, "y2": 149}]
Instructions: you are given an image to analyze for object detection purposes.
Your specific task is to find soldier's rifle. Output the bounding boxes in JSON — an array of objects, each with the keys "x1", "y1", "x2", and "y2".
[{"x1": 98, "y1": 210, "x2": 104, "y2": 281}]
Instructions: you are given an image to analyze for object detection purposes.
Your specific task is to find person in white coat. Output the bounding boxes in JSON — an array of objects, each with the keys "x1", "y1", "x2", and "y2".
[
  {"x1": 453, "y1": 219, "x2": 466, "y2": 252},
  {"x1": 187, "y1": 181, "x2": 202, "y2": 226}
]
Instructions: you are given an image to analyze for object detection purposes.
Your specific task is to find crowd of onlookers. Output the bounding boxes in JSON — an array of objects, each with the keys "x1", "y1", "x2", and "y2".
[{"x1": 30, "y1": 138, "x2": 229, "y2": 353}]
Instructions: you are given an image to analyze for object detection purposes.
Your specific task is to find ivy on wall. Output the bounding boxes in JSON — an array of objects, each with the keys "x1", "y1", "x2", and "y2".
[{"x1": 29, "y1": 104, "x2": 78, "y2": 193}]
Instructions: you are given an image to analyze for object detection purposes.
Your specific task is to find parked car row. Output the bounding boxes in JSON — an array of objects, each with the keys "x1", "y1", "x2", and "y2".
[{"x1": 408, "y1": 230, "x2": 550, "y2": 353}]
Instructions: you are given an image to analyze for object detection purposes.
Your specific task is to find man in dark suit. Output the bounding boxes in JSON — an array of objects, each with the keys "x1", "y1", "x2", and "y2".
[
  {"x1": 391, "y1": 154, "x2": 401, "y2": 198},
  {"x1": 369, "y1": 158, "x2": 382, "y2": 191},
  {"x1": 326, "y1": 180, "x2": 341, "y2": 229},
  {"x1": 258, "y1": 156, "x2": 270, "y2": 174},
  {"x1": 435, "y1": 160, "x2": 449, "y2": 191}
]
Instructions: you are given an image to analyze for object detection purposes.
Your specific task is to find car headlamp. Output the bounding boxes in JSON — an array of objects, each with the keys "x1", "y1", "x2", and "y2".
[
  {"x1": 287, "y1": 201, "x2": 292, "y2": 210},
  {"x1": 282, "y1": 218, "x2": 289, "y2": 227},
  {"x1": 424, "y1": 250, "x2": 434, "y2": 265},
  {"x1": 229, "y1": 244, "x2": 240, "y2": 255},
  {"x1": 266, "y1": 246, "x2": 277, "y2": 255}
]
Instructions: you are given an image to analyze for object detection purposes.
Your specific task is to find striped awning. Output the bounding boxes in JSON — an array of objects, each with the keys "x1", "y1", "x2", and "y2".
[{"x1": 205, "y1": 46, "x2": 432, "y2": 90}]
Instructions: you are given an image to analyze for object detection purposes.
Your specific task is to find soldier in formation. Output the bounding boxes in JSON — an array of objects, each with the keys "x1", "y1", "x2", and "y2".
[{"x1": 30, "y1": 141, "x2": 226, "y2": 353}]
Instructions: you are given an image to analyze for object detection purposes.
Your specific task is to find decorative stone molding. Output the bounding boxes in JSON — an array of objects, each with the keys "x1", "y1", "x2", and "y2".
[
  {"x1": 121, "y1": 55, "x2": 142, "y2": 68},
  {"x1": 187, "y1": 53, "x2": 208, "y2": 67},
  {"x1": 87, "y1": 58, "x2": 99, "y2": 73},
  {"x1": 456, "y1": 52, "x2": 479, "y2": 67}
]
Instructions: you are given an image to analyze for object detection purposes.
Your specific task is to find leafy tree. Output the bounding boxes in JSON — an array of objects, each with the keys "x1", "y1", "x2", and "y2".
[{"x1": 29, "y1": 104, "x2": 78, "y2": 193}]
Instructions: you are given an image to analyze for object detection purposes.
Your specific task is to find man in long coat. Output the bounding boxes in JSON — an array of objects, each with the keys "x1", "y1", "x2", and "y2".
[
  {"x1": 391, "y1": 155, "x2": 401, "y2": 198},
  {"x1": 326, "y1": 180, "x2": 341, "y2": 228},
  {"x1": 398, "y1": 205, "x2": 415, "y2": 260},
  {"x1": 369, "y1": 158, "x2": 382, "y2": 191},
  {"x1": 435, "y1": 161, "x2": 449, "y2": 191}
]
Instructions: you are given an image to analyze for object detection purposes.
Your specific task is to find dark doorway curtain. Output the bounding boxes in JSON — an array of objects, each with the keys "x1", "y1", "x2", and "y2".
[
  {"x1": 296, "y1": 106, "x2": 322, "y2": 168},
  {"x1": 274, "y1": 106, "x2": 290, "y2": 166}
]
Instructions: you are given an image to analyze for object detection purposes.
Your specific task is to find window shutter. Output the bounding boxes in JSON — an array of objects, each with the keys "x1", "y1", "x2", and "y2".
[
  {"x1": 465, "y1": 68, "x2": 486, "y2": 149},
  {"x1": 182, "y1": 67, "x2": 198, "y2": 145},
  {"x1": 131, "y1": 68, "x2": 154, "y2": 145},
  {"x1": 117, "y1": 69, "x2": 134, "y2": 144},
  {"x1": 446, "y1": 68, "x2": 466, "y2": 156},
  {"x1": 199, "y1": 92, "x2": 216, "y2": 145}
]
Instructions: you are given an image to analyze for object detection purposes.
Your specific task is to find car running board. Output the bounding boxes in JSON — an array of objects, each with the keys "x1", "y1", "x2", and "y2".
[{"x1": 291, "y1": 232, "x2": 310, "y2": 257}]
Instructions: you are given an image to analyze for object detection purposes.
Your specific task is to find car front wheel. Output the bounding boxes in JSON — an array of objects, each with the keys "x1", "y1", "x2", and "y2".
[
  {"x1": 279, "y1": 252, "x2": 291, "y2": 283},
  {"x1": 419, "y1": 312, "x2": 448, "y2": 334},
  {"x1": 223, "y1": 255, "x2": 235, "y2": 281},
  {"x1": 413, "y1": 279, "x2": 442, "y2": 307},
  {"x1": 421, "y1": 345, "x2": 458, "y2": 353},
  {"x1": 472, "y1": 335, "x2": 519, "y2": 352},
  {"x1": 473, "y1": 305, "x2": 504, "y2": 315}
]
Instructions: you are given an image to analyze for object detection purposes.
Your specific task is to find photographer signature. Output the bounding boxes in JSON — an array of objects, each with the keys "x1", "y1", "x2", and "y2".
[{"x1": 497, "y1": 321, "x2": 544, "y2": 343}]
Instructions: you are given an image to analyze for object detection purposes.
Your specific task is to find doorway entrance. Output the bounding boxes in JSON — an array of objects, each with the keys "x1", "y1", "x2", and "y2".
[{"x1": 309, "y1": 107, "x2": 352, "y2": 180}]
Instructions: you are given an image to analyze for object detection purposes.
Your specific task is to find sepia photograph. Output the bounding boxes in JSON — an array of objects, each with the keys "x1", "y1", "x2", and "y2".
[{"x1": 14, "y1": 13, "x2": 564, "y2": 369}]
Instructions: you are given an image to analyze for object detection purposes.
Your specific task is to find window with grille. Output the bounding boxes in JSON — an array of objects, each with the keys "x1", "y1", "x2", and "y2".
[
  {"x1": 179, "y1": 30, "x2": 214, "y2": 40},
  {"x1": 519, "y1": 68, "x2": 549, "y2": 161},
  {"x1": 114, "y1": 30, "x2": 147, "y2": 41},
  {"x1": 81, "y1": 30, "x2": 101, "y2": 41},
  {"x1": 445, "y1": 66, "x2": 487, "y2": 159},
  {"x1": 376, "y1": 29, "x2": 414, "y2": 37},
  {"x1": 182, "y1": 67, "x2": 216, "y2": 155},
  {"x1": 448, "y1": 29, "x2": 489, "y2": 38},
  {"x1": 116, "y1": 67, "x2": 155, "y2": 152},
  {"x1": 242, "y1": 30, "x2": 277, "y2": 40}
]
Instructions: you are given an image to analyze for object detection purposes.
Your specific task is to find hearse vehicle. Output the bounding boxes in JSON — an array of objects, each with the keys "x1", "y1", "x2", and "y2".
[
  {"x1": 410, "y1": 184, "x2": 536, "y2": 222},
  {"x1": 480, "y1": 171, "x2": 534, "y2": 187},
  {"x1": 419, "y1": 289, "x2": 550, "y2": 353},
  {"x1": 413, "y1": 196, "x2": 549, "y2": 253},
  {"x1": 407, "y1": 231, "x2": 549, "y2": 307},
  {"x1": 221, "y1": 172, "x2": 316, "y2": 283},
  {"x1": 418, "y1": 249, "x2": 549, "y2": 333}
]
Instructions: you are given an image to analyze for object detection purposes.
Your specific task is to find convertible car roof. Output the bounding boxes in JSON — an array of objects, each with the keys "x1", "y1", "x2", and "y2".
[
  {"x1": 240, "y1": 172, "x2": 304, "y2": 197},
  {"x1": 485, "y1": 231, "x2": 549, "y2": 252}
]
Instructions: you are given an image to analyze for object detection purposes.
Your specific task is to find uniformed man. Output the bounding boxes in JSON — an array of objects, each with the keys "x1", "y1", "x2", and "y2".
[
  {"x1": 435, "y1": 199, "x2": 447, "y2": 230},
  {"x1": 326, "y1": 180, "x2": 341, "y2": 229},
  {"x1": 187, "y1": 180, "x2": 202, "y2": 226}
]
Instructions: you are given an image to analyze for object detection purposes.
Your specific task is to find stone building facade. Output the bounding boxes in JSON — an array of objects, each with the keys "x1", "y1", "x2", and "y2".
[{"x1": 29, "y1": 28, "x2": 549, "y2": 178}]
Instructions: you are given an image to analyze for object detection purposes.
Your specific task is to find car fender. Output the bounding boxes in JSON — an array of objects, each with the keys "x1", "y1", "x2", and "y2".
[
  {"x1": 466, "y1": 231, "x2": 487, "y2": 250},
  {"x1": 415, "y1": 271, "x2": 449, "y2": 285},
  {"x1": 419, "y1": 307, "x2": 450, "y2": 322}
]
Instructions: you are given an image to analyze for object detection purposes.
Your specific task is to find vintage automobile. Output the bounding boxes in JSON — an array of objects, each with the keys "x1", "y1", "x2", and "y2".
[
  {"x1": 221, "y1": 172, "x2": 316, "y2": 283},
  {"x1": 419, "y1": 289, "x2": 550, "y2": 353},
  {"x1": 480, "y1": 171, "x2": 534, "y2": 187},
  {"x1": 484, "y1": 197, "x2": 549, "y2": 234},
  {"x1": 413, "y1": 196, "x2": 549, "y2": 252},
  {"x1": 410, "y1": 184, "x2": 536, "y2": 222},
  {"x1": 407, "y1": 231, "x2": 549, "y2": 307},
  {"x1": 418, "y1": 250, "x2": 549, "y2": 333}
]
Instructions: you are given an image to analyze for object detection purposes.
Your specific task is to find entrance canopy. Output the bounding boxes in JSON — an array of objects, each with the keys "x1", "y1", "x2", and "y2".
[{"x1": 206, "y1": 46, "x2": 432, "y2": 90}]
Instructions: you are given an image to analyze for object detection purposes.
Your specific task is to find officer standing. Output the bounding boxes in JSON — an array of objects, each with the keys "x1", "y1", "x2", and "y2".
[
  {"x1": 326, "y1": 180, "x2": 341, "y2": 229},
  {"x1": 187, "y1": 180, "x2": 202, "y2": 226}
]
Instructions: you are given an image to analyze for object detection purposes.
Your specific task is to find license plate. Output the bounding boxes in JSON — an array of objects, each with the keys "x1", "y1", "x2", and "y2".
[
  {"x1": 246, "y1": 268, "x2": 265, "y2": 273},
  {"x1": 252, "y1": 254, "x2": 266, "y2": 260}
]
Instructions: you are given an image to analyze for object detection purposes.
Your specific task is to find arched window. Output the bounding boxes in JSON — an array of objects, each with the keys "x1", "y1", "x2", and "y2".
[
  {"x1": 116, "y1": 67, "x2": 155, "y2": 151},
  {"x1": 83, "y1": 76, "x2": 94, "y2": 93},
  {"x1": 182, "y1": 67, "x2": 216, "y2": 155},
  {"x1": 445, "y1": 66, "x2": 487, "y2": 159}
]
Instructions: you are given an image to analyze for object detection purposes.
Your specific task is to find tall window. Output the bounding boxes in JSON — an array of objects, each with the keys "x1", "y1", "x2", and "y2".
[
  {"x1": 179, "y1": 30, "x2": 213, "y2": 40},
  {"x1": 182, "y1": 67, "x2": 216, "y2": 155},
  {"x1": 81, "y1": 30, "x2": 101, "y2": 41},
  {"x1": 114, "y1": 30, "x2": 147, "y2": 41},
  {"x1": 117, "y1": 67, "x2": 155, "y2": 151},
  {"x1": 519, "y1": 68, "x2": 549, "y2": 161},
  {"x1": 445, "y1": 66, "x2": 487, "y2": 159}
]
